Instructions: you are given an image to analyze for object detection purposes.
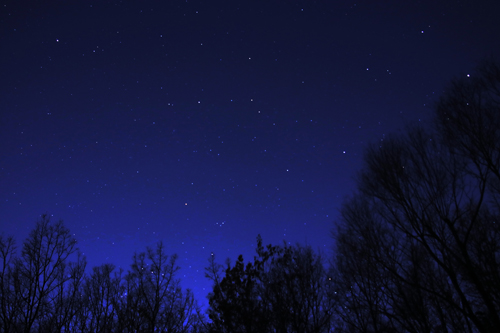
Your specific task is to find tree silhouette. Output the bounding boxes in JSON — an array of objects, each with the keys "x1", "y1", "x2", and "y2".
[
  {"x1": 82, "y1": 263, "x2": 119, "y2": 332},
  {"x1": 0, "y1": 217, "x2": 203, "y2": 333},
  {"x1": 333, "y1": 61, "x2": 500, "y2": 332},
  {"x1": 1, "y1": 63, "x2": 498, "y2": 333},
  {"x1": 121, "y1": 241, "x2": 198, "y2": 333},
  {"x1": 0, "y1": 235, "x2": 19, "y2": 333},
  {"x1": 206, "y1": 236, "x2": 334, "y2": 333},
  {"x1": 41, "y1": 251, "x2": 86, "y2": 332},
  {"x1": 11, "y1": 215, "x2": 80, "y2": 333},
  {"x1": 258, "y1": 239, "x2": 335, "y2": 333},
  {"x1": 206, "y1": 253, "x2": 267, "y2": 333}
]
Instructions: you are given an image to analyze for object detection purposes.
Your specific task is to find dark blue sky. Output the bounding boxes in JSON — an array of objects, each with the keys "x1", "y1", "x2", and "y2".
[{"x1": 1, "y1": 0, "x2": 499, "y2": 308}]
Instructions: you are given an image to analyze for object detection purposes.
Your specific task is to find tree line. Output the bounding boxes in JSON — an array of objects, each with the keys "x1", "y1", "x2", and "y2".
[
  {"x1": 0, "y1": 216, "x2": 202, "y2": 333},
  {"x1": 1, "y1": 62, "x2": 499, "y2": 332}
]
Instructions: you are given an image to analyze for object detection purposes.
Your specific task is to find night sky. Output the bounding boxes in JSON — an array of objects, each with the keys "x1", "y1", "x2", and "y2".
[{"x1": 1, "y1": 0, "x2": 499, "y2": 308}]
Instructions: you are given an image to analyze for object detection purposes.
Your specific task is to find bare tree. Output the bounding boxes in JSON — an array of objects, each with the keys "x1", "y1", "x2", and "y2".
[
  {"x1": 0, "y1": 218, "x2": 207, "y2": 333},
  {"x1": 40, "y1": 251, "x2": 87, "y2": 332},
  {"x1": 122, "y1": 241, "x2": 199, "y2": 333},
  {"x1": 333, "y1": 62, "x2": 500, "y2": 333},
  {"x1": 81, "y1": 263, "x2": 119, "y2": 333},
  {"x1": 259, "y1": 241, "x2": 335, "y2": 333},
  {"x1": 11, "y1": 215, "x2": 78, "y2": 333},
  {"x1": 0, "y1": 235, "x2": 19, "y2": 333}
]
